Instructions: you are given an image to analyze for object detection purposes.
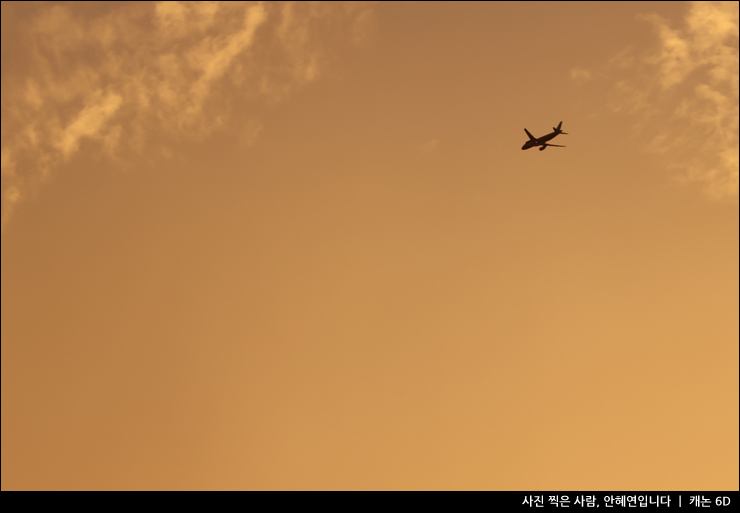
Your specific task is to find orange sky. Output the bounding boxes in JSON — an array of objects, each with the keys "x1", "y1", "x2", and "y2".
[{"x1": 1, "y1": 1, "x2": 738, "y2": 490}]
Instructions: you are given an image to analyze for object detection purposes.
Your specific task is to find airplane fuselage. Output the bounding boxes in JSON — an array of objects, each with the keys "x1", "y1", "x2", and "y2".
[
  {"x1": 521, "y1": 130, "x2": 560, "y2": 150},
  {"x1": 521, "y1": 122, "x2": 567, "y2": 150}
]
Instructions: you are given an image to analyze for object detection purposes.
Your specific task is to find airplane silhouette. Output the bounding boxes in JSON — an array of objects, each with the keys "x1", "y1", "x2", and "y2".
[{"x1": 521, "y1": 121, "x2": 568, "y2": 151}]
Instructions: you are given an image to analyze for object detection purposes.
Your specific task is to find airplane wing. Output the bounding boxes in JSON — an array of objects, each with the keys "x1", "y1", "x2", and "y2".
[
  {"x1": 524, "y1": 128, "x2": 537, "y2": 141},
  {"x1": 545, "y1": 144, "x2": 565, "y2": 147}
]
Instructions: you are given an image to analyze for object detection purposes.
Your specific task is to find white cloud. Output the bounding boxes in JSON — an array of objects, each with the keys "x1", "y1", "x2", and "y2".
[
  {"x1": 240, "y1": 118, "x2": 263, "y2": 148},
  {"x1": 55, "y1": 91, "x2": 123, "y2": 158},
  {"x1": 420, "y1": 139, "x2": 441, "y2": 156},
  {"x1": 601, "y1": 2, "x2": 738, "y2": 200},
  {"x1": 1, "y1": 148, "x2": 15, "y2": 178},
  {"x1": 186, "y1": 4, "x2": 268, "y2": 122},
  {"x1": 569, "y1": 67, "x2": 592, "y2": 86},
  {"x1": 1, "y1": 1, "x2": 376, "y2": 232}
]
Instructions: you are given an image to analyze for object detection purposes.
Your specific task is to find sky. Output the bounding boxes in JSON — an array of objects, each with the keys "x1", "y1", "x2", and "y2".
[{"x1": 1, "y1": 1, "x2": 738, "y2": 491}]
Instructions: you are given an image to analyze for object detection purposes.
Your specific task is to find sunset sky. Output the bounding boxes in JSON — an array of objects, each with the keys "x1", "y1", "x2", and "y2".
[{"x1": 1, "y1": 1, "x2": 738, "y2": 490}]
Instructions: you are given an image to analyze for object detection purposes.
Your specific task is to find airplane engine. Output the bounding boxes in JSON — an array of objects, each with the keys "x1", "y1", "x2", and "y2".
[{"x1": 539, "y1": 146, "x2": 547, "y2": 151}]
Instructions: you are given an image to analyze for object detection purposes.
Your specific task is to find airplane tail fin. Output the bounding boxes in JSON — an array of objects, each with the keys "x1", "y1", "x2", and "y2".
[{"x1": 553, "y1": 121, "x2": 568, "y2": 135}]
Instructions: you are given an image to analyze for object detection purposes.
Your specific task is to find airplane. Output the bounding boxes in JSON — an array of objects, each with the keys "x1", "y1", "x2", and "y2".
[{"x1": 521, "y1": 121, "x2": 568, "y2": 151}]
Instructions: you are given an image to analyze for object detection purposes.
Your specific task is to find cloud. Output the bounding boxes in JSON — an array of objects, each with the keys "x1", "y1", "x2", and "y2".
[
  {"x1": 419, "y1": 139, "x2": 441, "y2": 156},
  {"x1": 605, "y1": 2, "x2": 738, "y2": 200},
  {"x1": 1, "y1": 1, "x2": 376, "y2": 232},
  {"x1": 240, "y1": 118, "x2": 264, "y2": 148},
  {"x1": 187, "y1": 4, "x2": 268, "y2": 120},
  {"x1": 55, "y1": 91, "x2": 123, "y2": 158},
  {"x1": 569, "y1": 67, "x2": 592, "y2": 86}
]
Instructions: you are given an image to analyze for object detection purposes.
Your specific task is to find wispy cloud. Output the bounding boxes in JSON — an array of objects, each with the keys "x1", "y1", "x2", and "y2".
[
  {"x1": 55, "y1": 91, "x2": 123, "y2": 158},
  {"x1": 0, "y1": 1, "x2": 376, "y2": 231},
  {"x1": 569, "y1": 67, "x2": 592, "y2": 86},
  {"x1": 606, "y1": 1, "x2": 738, "y2": 200},
  {"x1": 419, "y1": 138, "x2": 441, "y2": 156}
]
